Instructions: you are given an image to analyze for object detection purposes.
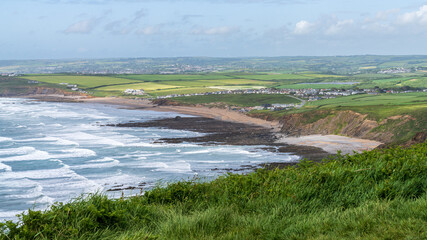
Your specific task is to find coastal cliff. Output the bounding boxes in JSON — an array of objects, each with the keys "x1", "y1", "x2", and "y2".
[{"x1": 250, "y1": 110, "x2": 425, "y2": 145}]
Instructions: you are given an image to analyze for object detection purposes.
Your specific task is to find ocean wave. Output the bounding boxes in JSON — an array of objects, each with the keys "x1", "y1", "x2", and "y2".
[
  {"x1": 0, "y1": 147, "x2": 52, "y2": 162},
  {"x1": 16, "y1": 137, "x2": 79, "y2": 146},
  {"x1": 0, "y1": 137, "x2": 13, "y2": 142},
  {"x1": 182, "y1": 147, "x2": 255, "y2": 156},
  {"x1": 0, "y1": 162, "x2": 12, "y2": 172},
  {"x1": 55, "y1": 148, "x2": 97, "y2": 158},
  {"x1": 60, "y1": 132, "x2": 126, "y2": 146},
  {"x1": 70, "y1": 159, "x2": 120, "y2": 170}
]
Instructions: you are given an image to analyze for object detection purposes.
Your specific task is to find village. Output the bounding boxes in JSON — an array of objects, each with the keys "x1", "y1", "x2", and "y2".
[{"x1": 120, "y1": 86, "x2": 427, "y2": 112}]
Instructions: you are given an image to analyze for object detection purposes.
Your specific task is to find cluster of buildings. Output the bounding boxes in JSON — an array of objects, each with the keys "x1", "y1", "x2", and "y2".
[
  {"x1": 378, "y1": 68, "x2": 411, "y2": 74},
  {"x1": 123, "y1": 89, "x2": 145, "y2": 95},
  {"x1": 0, "y1": 73, "x2": 18, "y2": 77},
  {"x1": 58, "y1": 82, "x2": 88, "y2": 94},
  {"x1": 153, "y1": 86, "x2": 427, "y2": 112},
  {"x1": 154, "y1": 87, "x2": 368, "y2": 100}
]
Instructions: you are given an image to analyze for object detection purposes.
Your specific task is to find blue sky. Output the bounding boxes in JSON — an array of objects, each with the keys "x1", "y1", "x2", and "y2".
[{"x1": 1, "y1": 0, "x2": 427, "y2": 59}]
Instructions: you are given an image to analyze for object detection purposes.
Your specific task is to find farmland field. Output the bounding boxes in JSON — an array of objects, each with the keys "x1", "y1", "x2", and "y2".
[
  {"x1": 292, "y1": 92, "x2": 427, "y2": 121},
  {"x1": 23, "y1": 75, "x2": 140, "y2": 88},
  {"x1": 172, "y1": 94, "x2": 301, "y2": 107},
  {"x1": 305, "y1": 92, "x2": 427, "y2": 108},
  {"x1": 18, "y1": 72, "x2": 427, "y2": 97},
  {"x1": 160, "y1": 79, "x2": 275, "y2": 87},
  {"x1": 96, "y1": 82, "x2": 181, "y2": 91},
  {"x1": 278, "y1": 83, "x2": 357, "y2": 89},
  {"x1": 114, "y1": 74, "x2": 234, "y2": 81},
  {"x1": 231, "y1": 74, "x2": 314, "y2": 81},
  {"x1": 150, "y1": 87, "x2": 215, "y2": 96},
  {"x1": 20, "y1": 74, "x2": 279, "y2": 96}
]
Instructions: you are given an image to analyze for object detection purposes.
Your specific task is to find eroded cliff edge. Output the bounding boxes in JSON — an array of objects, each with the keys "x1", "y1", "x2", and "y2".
[{"x1": 250, "y1": 110, "x2": 426, "y2": 145}]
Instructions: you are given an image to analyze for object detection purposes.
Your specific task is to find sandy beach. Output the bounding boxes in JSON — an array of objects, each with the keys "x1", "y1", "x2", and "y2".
[
  {"x1": 32, "y1": 95, "x2": 383, "y2": 154},
  {"x1": 275, "y1": 134, "x2": 382, "y2": 155},
  {"x1": 82, "y1": 97, "x2": 282, "y2": 131}
]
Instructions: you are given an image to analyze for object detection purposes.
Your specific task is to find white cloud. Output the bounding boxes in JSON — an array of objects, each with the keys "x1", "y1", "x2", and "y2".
[
  {"x1": 104, "y1": 20, "x2": 131, "y2": 35},
  {"x1": 192, "y1": 26, "x2": 239, "y2": 35},
  {"x1": 361, "y1": 22, "x2": 394, "y2": 34},
  {"x1": 293, "y1": 20, "x2": 314, "y2": 35},
  {"x1": 136, "y1": 26, "x2": 158, "y2": 35},
  {"x1": 398, "y1": 5, "x2": 427, "y2": 25},
  {"x1": 375, "y1": 9, "x2": 400, "y2": 21},
  {"x1": 64, "y1": 19, "x2": 96, "y2": 34},
  {"x1": 325, "y1": 19, "x2": 354, "y2": 35}
]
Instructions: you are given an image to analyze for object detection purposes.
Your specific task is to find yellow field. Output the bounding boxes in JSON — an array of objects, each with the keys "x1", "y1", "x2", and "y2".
[
  {"x1": 96, "y1": 82, "x2": 181, "y2": 91},
  {"x1": 198, "y1": 79, "x2": 275, "y2": 86},
  {"x1": 207, "y1": 86, "x2": 267, "y2": 90}
]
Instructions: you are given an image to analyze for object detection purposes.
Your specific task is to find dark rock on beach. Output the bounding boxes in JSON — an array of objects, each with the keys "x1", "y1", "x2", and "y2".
[{"x1": 107, "y1": 117, "x2": 331, "y2": 168}]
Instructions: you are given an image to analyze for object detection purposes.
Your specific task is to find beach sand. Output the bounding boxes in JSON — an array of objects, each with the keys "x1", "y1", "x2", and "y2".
[
  {"x1": 275, "y1": 134, "x2": 382, "y2": 155},
  {"x1": 43, "y1": 96, "x2": 383, "y2": 154},
  {"x1": 82, "y1": 97, "x2": 282, "y2": 131}
]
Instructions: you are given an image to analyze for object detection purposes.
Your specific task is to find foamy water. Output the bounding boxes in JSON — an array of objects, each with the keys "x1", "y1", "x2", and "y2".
[{"x1": 0, "y1": 98, "x2": 299, "y2": 222}]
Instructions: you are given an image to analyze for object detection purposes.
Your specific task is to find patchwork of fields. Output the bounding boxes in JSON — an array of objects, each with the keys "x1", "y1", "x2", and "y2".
[{"x1": 19, "y1": 72, "x2": 427, "y2": 97}]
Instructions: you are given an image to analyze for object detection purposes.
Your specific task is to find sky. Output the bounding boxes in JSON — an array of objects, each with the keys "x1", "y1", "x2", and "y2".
[{"x1": 1, "y1": 0, "x2": 427, "y2": 59}]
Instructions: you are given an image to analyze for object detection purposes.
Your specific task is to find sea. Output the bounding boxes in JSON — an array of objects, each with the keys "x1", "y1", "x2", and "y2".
[{"x1": 0, "y1": 97, "x2": 299, "y2": 222}]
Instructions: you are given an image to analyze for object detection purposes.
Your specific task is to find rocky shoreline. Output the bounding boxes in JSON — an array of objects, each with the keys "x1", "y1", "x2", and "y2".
[{"x1": 106, "y1": 116, "x2": 332, "y2": 170}]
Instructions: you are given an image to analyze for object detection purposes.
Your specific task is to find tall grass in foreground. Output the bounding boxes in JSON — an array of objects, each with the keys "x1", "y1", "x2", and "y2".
[{"x1": 1, "y1": 142, "x2": 426, "y2": 239}]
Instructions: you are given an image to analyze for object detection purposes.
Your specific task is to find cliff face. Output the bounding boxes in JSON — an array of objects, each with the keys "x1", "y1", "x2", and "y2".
[{"x1": 279, "y1": 110, "x2": 418, "y2": 144}]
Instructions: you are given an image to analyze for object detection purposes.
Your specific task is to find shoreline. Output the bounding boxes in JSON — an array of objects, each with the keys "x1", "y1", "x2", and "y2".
[{"x1": 15, "y1": 95, "x2": 383, "y2": 154}]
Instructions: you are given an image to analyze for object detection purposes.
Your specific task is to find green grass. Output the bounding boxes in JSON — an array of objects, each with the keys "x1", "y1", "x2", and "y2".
[
  {"x1": 355, "y1": 77, "x2": 427, "y2": 89},
  {"x1": 305, "y1": 92, "x2": 427, "y2": 109},
  {"x1": 114, "y1": 74, "x2": 234, "y2": 82},
  {"x1": 250, "y1": 92, "x2": 427, "y2": 143},
  {"x1": 2, "y1": 142, "x2": 426, "y2": 239},
  {"x1": 278, "y1": 83, "x2": 356, "y2": 89},
  {"x1": 21, "y1": 75, "x2": 140, "y2": 89},
  {"x1": 230, "y1": 74, "x2": 314, "y2": 81},
  {"x1": 290, "y1": 93, "x2": 427, "y2": 128},
  {"x1": 172, "y1": 94, "x2": 300, "y2": 107},
  {"x1": 0, "y1": 76, "x2": 69, "y2": 95},
  {"x1": 150, "y1": 87, "x2": 215, "y2": 96},
  {"x1": 18, "y1": 73, "x2": 427, "y2": 97}
]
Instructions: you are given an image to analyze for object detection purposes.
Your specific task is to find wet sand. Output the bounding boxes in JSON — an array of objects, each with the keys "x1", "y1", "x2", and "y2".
[
  {"x1": 27, "y1": 95, "x2": 383, "y2": 155},
  {"x1": 107, "y1": 117, "x2": 332, "y2": 167}
]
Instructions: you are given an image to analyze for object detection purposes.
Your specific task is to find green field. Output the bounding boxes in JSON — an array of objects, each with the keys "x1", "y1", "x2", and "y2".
[
  {"x1": 278, "y1": 83, "x2": 357, "y2": 89},
  {"x1": 18, "y1": 72, "x2": 427, "y2": 97},
  {"x1": 305, "y1": 92, "x2": 427, "y2": 109},
  {"x1": 172, "y1": 94, "x2": 300, "y2": 107},
  {"x1": 231, "y1": 74, "x2": 314, "y2": 81},
  {"x1": 23, "y1": 75, "x2": 140, "y2": 89},
  {"x1": 282, "y1": 92, "x2": 427, "y2": 121},
  {"x1": 114, "y1": 74, "x2": 234, "y2": 81},
  {"x1": 19, "y1": 74, "x2": 277, "y2": 96},
  {"x1": 2, "y1": 142, "x2": 426, "y2": 239}
]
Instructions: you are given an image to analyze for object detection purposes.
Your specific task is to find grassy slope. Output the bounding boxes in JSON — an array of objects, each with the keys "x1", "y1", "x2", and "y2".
[
  {"x1": 0, "y1": 76, "x2": 70, "y2": 95},
  {"x1": 171, "y1": 94, "x2": 300, "y2": 107},
  {"x1": 251, "y1": 92, "x2": 427, "y2": 143},
  {"x1": 1, "y1": 142, "x2": 426, "y2": 239}
]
